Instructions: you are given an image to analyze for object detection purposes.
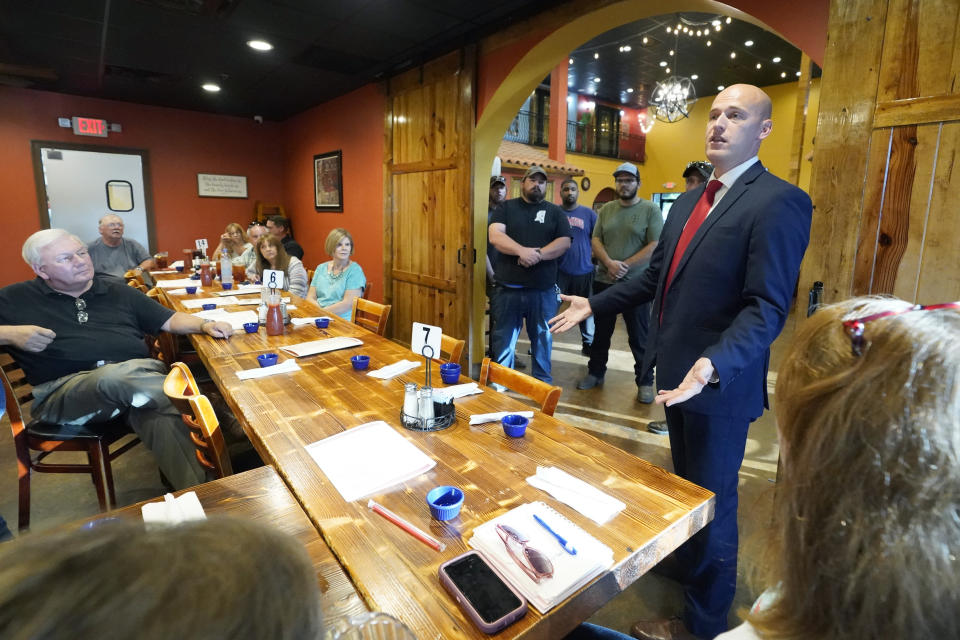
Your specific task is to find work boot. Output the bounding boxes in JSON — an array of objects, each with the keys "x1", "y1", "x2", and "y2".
[{"x1": 576, "y1": 373, "x2": 604, "y2": 390}]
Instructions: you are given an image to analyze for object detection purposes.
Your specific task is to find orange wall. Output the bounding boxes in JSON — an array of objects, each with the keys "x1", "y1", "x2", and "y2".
[
  {"x1": 280, "y1": 84, "x2": 385, "y2": 302},
  {"x1": 0, "y1": 86, "x2": 284, "y2": 285}
]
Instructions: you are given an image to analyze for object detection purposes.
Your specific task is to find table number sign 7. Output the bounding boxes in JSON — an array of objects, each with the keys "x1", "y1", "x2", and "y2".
[{"x1": 411, "y1": 322, "x2": 442, "y2": 360}]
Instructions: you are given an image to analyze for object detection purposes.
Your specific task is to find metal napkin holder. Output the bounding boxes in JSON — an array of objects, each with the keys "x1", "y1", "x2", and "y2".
[{"x1": 400, "y1": 345, "x2": 456, "y2": 432}]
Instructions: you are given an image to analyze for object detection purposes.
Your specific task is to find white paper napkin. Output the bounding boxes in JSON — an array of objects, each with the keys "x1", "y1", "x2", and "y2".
[
  {"x1": 154, "y1": 277, "x2": 201, "y2": 288},
  {"x1": 141, "y1": 491, "x2": 206, "y2": 525},
  {"x1": 234, "y1": 296, "x2": 290, "y2": 306},
  {"x1": 170, "y1": 260, "x2": 184, "y2": 268},
  {"x1": 469, "y1": 410, "x2": 534, "y2": 425},
  {"x1": 149, "y1": 269, "x2": 179, "y2": 275},
  {"x1": 367, "y1": 359, "x2": 420, "y2": 380},
  {"x1": 291, "y1": 316, "x2": 331, "y2": 326},
  {"x1": 236, "y1": 358, "x2": 301, "y2": 380},
  {"x1": 167, "y1": 287, "x2": 203, "y2": 295},
  {"x1": 433, "y1": 382, "x2": 482, "y2": 403},
  {"x1": 526, "y1": 466, "x2": 626, "y2": 525},
  {"x1": 182, "y1": 296, "x2": 240, "y2": 309}
]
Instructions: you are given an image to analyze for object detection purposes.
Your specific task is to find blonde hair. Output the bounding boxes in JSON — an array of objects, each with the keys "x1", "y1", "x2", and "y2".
[
  {"x1": 324, "y1": 228, "x2": 354, "y2": 257},
  {"x1": 224, "y1": 222, "x2": 248, "y2": 243},
  {"x1": 751, "y1": 296, "x2": 960, "y2": 639},
  {"x1": 0, "y1": 517, "x2": 322, "y2": 639}
]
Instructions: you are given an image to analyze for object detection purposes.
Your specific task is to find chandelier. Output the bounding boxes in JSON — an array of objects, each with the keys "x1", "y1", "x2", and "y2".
[{"x1": 650, "y1": 18, "x2": 699, "y2": 123}]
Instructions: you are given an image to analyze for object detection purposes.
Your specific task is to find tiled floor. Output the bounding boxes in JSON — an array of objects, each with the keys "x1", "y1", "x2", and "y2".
[{"x1": 0, "y1": 308, "x2": 802, "y2": 635}]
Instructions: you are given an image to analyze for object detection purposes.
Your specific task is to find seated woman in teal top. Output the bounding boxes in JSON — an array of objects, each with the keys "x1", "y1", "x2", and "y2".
[{"x1": 306, "y1": 228, "x2": 365, "y2": 320}]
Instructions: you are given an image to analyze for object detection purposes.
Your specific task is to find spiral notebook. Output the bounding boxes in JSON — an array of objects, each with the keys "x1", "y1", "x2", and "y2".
[{"x1": 468, "y1": 501, "x2": 613, "y2": 613}]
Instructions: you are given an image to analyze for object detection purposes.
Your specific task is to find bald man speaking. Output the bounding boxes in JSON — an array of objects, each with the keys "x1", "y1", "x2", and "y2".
[{"x1": 551, "y1": 85, "x2": 812, "y2": 640}]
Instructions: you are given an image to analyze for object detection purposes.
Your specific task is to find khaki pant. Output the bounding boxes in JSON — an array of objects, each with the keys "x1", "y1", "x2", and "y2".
[{"x1": 31, "y1": 359, "x2": 208, "y2": 490}]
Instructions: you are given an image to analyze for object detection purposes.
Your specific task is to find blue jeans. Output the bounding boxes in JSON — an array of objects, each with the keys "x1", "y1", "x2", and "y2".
[{"x1": 490, "y1": 285, "x2": 558, "y2": 383}]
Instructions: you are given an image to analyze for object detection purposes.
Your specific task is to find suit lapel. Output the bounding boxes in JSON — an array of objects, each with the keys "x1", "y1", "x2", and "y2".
[{"x1": 669, "y1": 161, "x2": 765, "y2": 285}]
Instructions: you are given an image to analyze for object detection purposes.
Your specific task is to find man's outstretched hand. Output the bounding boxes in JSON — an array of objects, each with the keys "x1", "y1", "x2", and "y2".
[
  {"x1": 548, "y1": 295, "x2": 592, "y2": 334},
  {"x1": 655, "y1": 357, "x2": 715, "y2": 407}
]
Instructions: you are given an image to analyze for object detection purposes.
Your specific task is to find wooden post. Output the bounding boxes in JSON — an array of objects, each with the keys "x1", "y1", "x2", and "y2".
[{"x1": 548, "y1": 59, "x2": 568, "y2": 164}]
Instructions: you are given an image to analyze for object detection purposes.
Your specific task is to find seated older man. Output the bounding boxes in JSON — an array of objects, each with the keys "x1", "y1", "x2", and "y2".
[
  {"x1": 87, "y1": 213, "x2": 155, "y2": 279},
  {"x1": 0, "y1": 229, "x2": 235, "y2": 490}
]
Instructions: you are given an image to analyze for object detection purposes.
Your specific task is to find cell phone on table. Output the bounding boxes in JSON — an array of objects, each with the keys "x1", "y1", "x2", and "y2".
[{"x1": 439, "y1": 550, "x2": 528, "y2": 634}]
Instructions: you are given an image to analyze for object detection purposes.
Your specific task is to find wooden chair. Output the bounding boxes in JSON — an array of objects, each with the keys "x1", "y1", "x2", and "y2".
[
  {"x1": 0, "y1": 353, "x2": 141, "y2": 531},
  {"x1": 351, "y1": 298, "x2": 391, "y2": 337},
  {"x1": 307, "y1": 268, "x2": 315, "y2": 284},
  {"x1": 413, "y1": 333, "x2": 464, "y2": 364},
  {"x1": 124, "y1": 269, "x2": 144, "y2": 285},
  {"x1": 478, "y1": 357, "x2": 562, "y2": 416},
  {"x1": 254, "y1": 201, "x2": 286, "y2": 222},
  {"x1": 127, "y1": 279, "x2": 148, "y2": 293},
  {"x1": 162, "y1": 362, "x2": 232, "y2": 478}
]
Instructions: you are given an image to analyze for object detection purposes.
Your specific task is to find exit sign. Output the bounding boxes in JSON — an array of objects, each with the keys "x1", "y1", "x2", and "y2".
[{"x1": 71, "y1": 116, "x2": 108, "y2": 137}]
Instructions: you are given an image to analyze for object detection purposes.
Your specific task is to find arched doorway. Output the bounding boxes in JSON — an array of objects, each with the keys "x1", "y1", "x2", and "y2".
[{"x1": 468, "y1": 0, "x2": 828, "y2": 357}]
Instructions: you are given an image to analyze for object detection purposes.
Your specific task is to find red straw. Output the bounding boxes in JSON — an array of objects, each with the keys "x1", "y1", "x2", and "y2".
[{"x1": 367, "y1": 499, "x2": 446, "y2": 552}]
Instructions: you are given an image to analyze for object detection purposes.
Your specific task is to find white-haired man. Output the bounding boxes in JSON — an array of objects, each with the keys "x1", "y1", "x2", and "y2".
[
  {"x1": 0, "y1": 229, "x2": 235, "y2": 489},
  {"x1": 87, "y1": 213, "x2": 154, "y2": 279}
]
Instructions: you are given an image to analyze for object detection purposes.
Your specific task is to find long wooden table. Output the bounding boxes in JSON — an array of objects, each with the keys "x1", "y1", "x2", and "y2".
[
  {"x1": 77, "y1": 465, "x2": 368, "y2": 628},
  {"x1": 156, "y1": 274, "x2": 715, "y2": 639}
]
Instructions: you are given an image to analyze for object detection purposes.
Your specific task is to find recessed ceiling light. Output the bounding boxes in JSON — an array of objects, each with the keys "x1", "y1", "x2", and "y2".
[
  {"x1": 569, "y1": 57, "x2": 573, "y2": 64},
  {"x1": 622, "y1": 45, "x2": 631, "y2": 52},
  {"x1": 773, "y1": 56, "x2": 782, "y2": 63},
  {"x1": 202, "y1": 83, "x2": 221, "y2": 92},
  {"x1": 665, "y1": 67, "x2": 671, "y2": 73},
  {"x1": 730, "y1": 52, "x2": 736, "y2": 58},
  {"x1": 627, "y1": 87, "x2": 634, "y2": 93},
  {"x1": 725, "y1": 17, "x2": 732, "y2": 24},
  {"x1": 781, "y1": 72, "x2": 787, "y2": 78},
  {"x1": 659, "y1": 61, "x2": 667, "y2": 67},
  {"x1": 712, "y1": 20, "x2": 721, "y2": 26},
  {"x1": 744, "y1": 40, "x2": 754, "y2": 47},
  {"x1": 593, "y1": 52, "x2": 599, "y2": 59},
  {"x1": 706, "y1": 40, "x2": 712, "y2": 46},
  {"x1": 756, "y1": 63, "x2": 762, "y2": 69},
  {"x1": 619, "y1": 110, "x2": 625, "y2": 116},
  {"x1": 717, "y1": 85, "x2": 725, "y2": 91},
  {"x1": 593, "y1": 77, "x2": 601, "y2": 83},
  {"x1": 669, "y1": 49, "x2": 675, "y2": 56},
  {"x1": 691, "y1": 74, "x2": 699, "y2": 80},
  {"x1": 666, "y1": 27, "x2": 672, "y2": 33},
  {"x1": 796, "y1": 70, "x2": 802, "y2": 76},
  {"x1": 715, "y1": 25, "x2": 721, "y2": 31},
  {"x1": 246, "y1": 39, "x2": 273, "y2": 51},
  {"x1": 642, "y1": 37, "x2": 649, "y2": 44}
]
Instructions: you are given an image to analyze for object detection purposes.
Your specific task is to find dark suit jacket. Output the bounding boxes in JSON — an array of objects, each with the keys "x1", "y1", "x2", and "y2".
[{"x1": 590, "y1": 161, "x2": 812, "y2": 419}]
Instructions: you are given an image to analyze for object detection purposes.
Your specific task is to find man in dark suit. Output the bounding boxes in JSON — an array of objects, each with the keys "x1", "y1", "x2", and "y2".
[{"x1": 550, "y1": 84, "x2": 812, "y2": 640}]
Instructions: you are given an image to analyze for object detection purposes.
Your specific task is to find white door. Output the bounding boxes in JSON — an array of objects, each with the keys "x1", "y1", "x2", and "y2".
[{"x1": 39, "y1": 147, "x2": 152, "y2": 250}]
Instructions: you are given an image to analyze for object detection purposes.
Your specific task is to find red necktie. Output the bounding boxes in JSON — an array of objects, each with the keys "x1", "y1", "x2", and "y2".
[{"x1": 661, "y1": 179, "x2": 723, "y2": 320}]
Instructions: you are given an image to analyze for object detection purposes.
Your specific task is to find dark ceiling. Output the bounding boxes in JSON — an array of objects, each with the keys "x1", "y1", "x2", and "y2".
[
  {"x1": 0, "y1": 0, "x2": 547, "y2": 121},
  {"x1": 560, "y1": 12, "x2": 821, "y2": 109},
  {"x1": 0, "y1": 3, "x2": 820, "y2": 122}
]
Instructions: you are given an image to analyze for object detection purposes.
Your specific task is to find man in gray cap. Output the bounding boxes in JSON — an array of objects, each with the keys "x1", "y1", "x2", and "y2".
[
  {"x1": 488, "y1": 165, "x2": 571, "y2": 382},
  {"x1": 683, "y1": 161, "x2": 713, "y2": 192},
  {"x1": 576, "y1": 162, "x2": 662, "y2": 404}
]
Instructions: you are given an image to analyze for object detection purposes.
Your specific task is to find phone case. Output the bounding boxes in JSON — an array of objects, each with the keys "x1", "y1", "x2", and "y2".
[{"x1": 439, "y1": 551, "x2": 528, "y2": 634}]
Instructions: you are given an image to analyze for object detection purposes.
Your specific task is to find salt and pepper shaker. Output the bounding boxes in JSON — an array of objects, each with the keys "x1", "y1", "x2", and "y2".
[
  {"x1": 402, "y1": 383, "x2": 419, "y2": 426},
  {"x1": 418, "y1": 387, "x2": 435, "y2": 422}
]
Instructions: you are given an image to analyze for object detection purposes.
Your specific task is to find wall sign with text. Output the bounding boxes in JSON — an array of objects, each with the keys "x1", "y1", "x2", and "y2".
[{"x1": 197, "y1": 173, "x2": 248, "y2": 199}]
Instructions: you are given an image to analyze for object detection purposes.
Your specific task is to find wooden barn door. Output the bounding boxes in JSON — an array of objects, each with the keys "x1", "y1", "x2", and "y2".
[
  {"x1": 801, "y1": 0, "x2": 960, "y2": 303},
  {"x1": 384, "y1": 50, "x2": 474, "y2": 360}
]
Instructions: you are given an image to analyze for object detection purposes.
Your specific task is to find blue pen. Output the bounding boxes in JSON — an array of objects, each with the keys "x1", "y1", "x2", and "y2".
[{"x1": 533, "y1": 513, "x2": 577, "y2": 555}]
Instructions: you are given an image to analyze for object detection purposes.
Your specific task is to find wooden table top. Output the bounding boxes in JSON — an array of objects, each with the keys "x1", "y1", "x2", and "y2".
[
  {"x1": 156, "y1": 279, "x2": 716, "y2": 639},
  {"x1": 76, "y1": 466, "x2": 368, "y2": 628}
]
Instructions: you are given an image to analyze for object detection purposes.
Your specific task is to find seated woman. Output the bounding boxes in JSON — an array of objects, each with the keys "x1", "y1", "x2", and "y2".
[
  {"x1": 212, "y1": 222, "x2": 255, "y2": 268},
  {"x1": 246, "y1": 235, "x2": 308, "y2": 298},
  {"x1": 306, "y1": 228, "x2": 365, "y2": 320},
  {"x1": 715, "y1": 296, "x2": 960, "y2": 640},
  {"x1": 0, "y1": 517, "x2": 322, "y2": 639}
]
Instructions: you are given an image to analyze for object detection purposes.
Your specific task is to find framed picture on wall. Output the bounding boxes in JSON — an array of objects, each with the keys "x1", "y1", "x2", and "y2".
[{"x1": 314, "y1": 150, "x2": 343, "y2": 212}]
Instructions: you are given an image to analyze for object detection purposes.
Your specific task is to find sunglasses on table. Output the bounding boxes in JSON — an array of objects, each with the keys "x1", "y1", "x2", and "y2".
[
  {"x1": 496, "y1": 523, "x2": 554, "y2": 583},
  {"x1": 841, "y1": 301, "x2": 960, "y2": 356}
]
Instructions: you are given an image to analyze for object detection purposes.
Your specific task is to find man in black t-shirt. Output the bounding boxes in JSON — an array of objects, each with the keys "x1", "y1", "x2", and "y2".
[
  {"x1": 0, "y1": 229, "x2": 235, "y2": 490},
  {"x1": 488, "y1": 165, "x2": 571, "y2": 383}
]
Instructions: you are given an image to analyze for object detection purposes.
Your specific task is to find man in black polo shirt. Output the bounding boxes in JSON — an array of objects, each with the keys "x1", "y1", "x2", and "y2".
[
  {"x1": 0, "y1": 229, "x2": 235, "y2": 490},
  {"x1": 266, "y1": 215, "x2": 304, "y2": 260},
  {"x1": 488, "y1": 165, "x2": 571, "y2": 383}
]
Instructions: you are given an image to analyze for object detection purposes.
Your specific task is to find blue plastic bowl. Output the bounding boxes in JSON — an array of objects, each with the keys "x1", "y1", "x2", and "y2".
[
  {"x1": 243, "y1": 322, "x2": 259, "y2": 333},
  {"x1": 201, "y1": 303, "x2": 216, "y2": 311},
  {"x1": 315, "y1": 317, "x2": 330, "y2": 329},
  {"x1": 257, "y1": 353, "x2": 279, "y2": 368},
  {"x1": 502, "y1": 414, "x2": 529, "y2": 438},
  {"x1": 351, "y1": 355, "x2": 370, "y2": 371},
  {"x1": 190, "y1": 274, "x2": 201, "y2": 280},
  {"x1": 185, "y1": 286, "x2": 197, "y2": 294},
  {"x1": 440, "y1": 362, "x2": 461, "y2": 384},
  {"x1": 426, "y1": 486, "x2": 464, "y2": 521},
  {"x1": 221, "y1": 282, "x2": 233, "y2": 290},
  {"x1": 175, "y1": 266, "x2": 184, "y2": 272}
]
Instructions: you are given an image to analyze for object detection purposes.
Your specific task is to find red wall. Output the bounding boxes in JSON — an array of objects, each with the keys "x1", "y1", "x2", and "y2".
[
  {"x1": 0, "y1": 86, "x2": 284, "y2": 285},
  {"x1": 280, "y1": 84, "x2": 385, "y2": 301}
]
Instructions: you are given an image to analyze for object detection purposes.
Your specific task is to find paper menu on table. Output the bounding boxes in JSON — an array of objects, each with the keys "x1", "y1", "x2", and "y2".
[
  {"x1": 154, "y1": 278, "x2": 201, "y2": 288},
  {"x1": 182, "y1": 296, "x2": 240, "y2": 309},
  {"x1": 468, "y1": 501, "x2": 613, "y2": 613},
  {"x1": 190, "y1": 309, "x2": 258, "y2": 330},
  {"x1": 304, "y1": 421, "x2": 436, "y2": 502},
  {"x1": 280, "y1": 336, "x2": 362, "y2": 357}
]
